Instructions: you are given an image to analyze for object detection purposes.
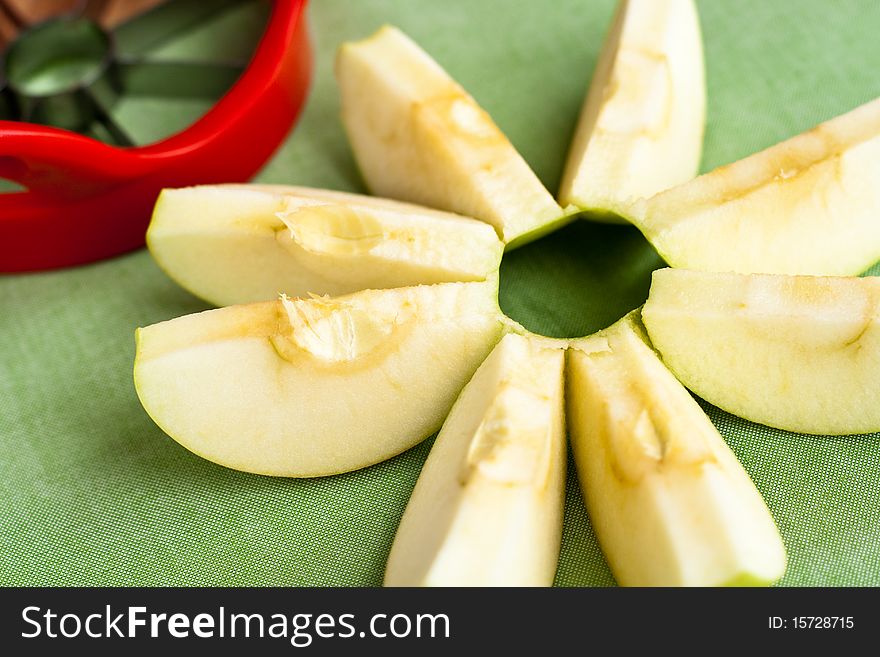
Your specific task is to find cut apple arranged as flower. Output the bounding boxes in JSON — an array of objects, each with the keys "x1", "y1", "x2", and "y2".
[
  {"x1": 629, "y1": 97, "x2": 880, "y2": 276},
  {"x1": 134, "y1": 280, "x2": 504, "y2": 477},
  {"x1": 133, "y1": 6, "x2": 880, "y2": 588},
  {"x1": 559, "y1": 0, "x2": 705, "y2": 220},
  {"x1": 148, "y1": 185, "x2": 503, "y2": 306},
  {"x1": 643, "y1": 268, "x2": 880, "y2": 435},
  {"x1": 336, "y1": 25, "x2": 572, "y2": 248},
  {"x1": 385, "y1": 333, "x2": 566, "y2": 586},
  {"x1": 567, "y1": 313, "x2": 786, "y2": 586}
]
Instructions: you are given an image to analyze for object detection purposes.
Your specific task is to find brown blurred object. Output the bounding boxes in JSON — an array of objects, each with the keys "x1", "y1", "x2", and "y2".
[
  {"x1": 0, "y1": 0, "x2": 165, "y2": 48},
  {"x1": 99, "y1": 0, "x2": 165, "y2": 27}
]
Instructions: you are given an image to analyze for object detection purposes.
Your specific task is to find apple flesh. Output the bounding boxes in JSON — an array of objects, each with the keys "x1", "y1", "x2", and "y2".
[
  {"x1": 147, "y1": 184, "x2": 503, "y2": 307},
  {"x1": 628, "y1": 97, "x2": 880, "y2": 275},
  {"x1": 385, "y1": 332, "x2": 566, "y2": 586},
  {"x1": 566, "y1": 312, "x2": 786, "y2": 586},
  {"x1": 134, "y1": 280, "x2": 504, "y2": 477},
  {"x1": 642, "y1": 268, "x2": 880, "y2": 435},
  {"x1": 559, "y1": 0, "x2": 705, "y2": 220},
  {"x1": 336, "y1": 26, "x2": 570, "y2": 248}
]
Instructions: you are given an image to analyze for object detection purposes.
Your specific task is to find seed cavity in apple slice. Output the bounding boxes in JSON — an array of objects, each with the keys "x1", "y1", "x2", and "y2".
[
  {"x1": 147, "y1": 184, "x2": 503, "y2": 306},
  {"x1": 566, "y1": 312, "x2": 786, "y2": 586},
  {"x1": 642, "y1": 268, "x2": 880, "y2": 435},
  {"x1": 559, "y1": 0, "x2": 705, "y2": 221},
  {"x1": 384, "y1": 333, "x2": 566, "y2": 586},
  {"x1": 336, "y1": 25, "x2": 572, "y2": 248},
  {"x1": 134, "y1": 279, "x2": 505, "y2": 477},
  {"x1": 628, "y1": 97, "x2": 880, "y2": 275}
]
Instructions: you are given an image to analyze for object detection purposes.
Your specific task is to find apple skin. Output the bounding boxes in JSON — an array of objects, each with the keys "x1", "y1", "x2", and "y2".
[
  {"x1": 147, "y1": 184, "x2": 503, "y2": 307},
  {"x1": 384, "y1": 332, "x2": 566, "y2": 587},
  {"x1": 134, "y1": 279, "x2": 505, "y2": 477},
  {"x1": 336, "y1": 25, "x2": 569, "y2": 249},
  {"x1": 559, "y1": 0, "x2": 705, "y2": 221},
  {"x1": 567, "y1": 312, "x2": 786, "y2": 587},
  {"x1": 627, "y1": 97, "x2": 880, "y2": 276},
  {"x1": 642, "y1": 268, "x2": 880, "y2": 435}
]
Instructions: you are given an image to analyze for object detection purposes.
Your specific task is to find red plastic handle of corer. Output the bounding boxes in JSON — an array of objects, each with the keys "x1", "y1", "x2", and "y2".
[{"x1": 0, "y1": 0, "x2": 312, "y2": 272}]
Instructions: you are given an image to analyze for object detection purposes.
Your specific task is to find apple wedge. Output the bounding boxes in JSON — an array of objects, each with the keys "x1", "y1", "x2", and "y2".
[
  {"x1": 559, "y1": 0, "x2": 705, "y2": 220},
  {"x1": 147, "y1": 185, "x2": 503, "y2": 307},
  {"x1": 134, "y1": 280, "x2": 505, "y2": 477},
  {"x1": 336, "y1": 26, "x2": 570, "y2": 248},
  {"x1": 385, "y1": 333, "x2": 566, "y2": 586},
  {"x1": 567, "y1": 312, "x2": 786, "y2": 586},
  {"x1": 628, "y1": 97, "x2": 880, "y2": 275},
  {"x1": 642, "y1": 268, "x2": 880, "y2": 435}
]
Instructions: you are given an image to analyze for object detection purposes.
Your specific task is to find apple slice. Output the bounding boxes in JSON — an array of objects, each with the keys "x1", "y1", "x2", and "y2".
[
  {"x1": 642, "y1": 268, "x2": 880, "y2": 435},
  {"x1": 629, "y1": 97, "x2": 880, "y2": 275},
  {"x1": 567, "y1": 312, "x2": 786, "y2": 586},
  {"x1": 147, "y1": 184, "x2": 503, "y2": 307},
  {"x1": 134, "y1": 280, "x2": 504, "y2": 477},
  {"x1": 336, "y1": 26, "x2": 569, "y2": 248},
  {"x1": 559, "y1": 0, "x2": 705, "y2": 220},
  {"x1": 385, "y1": 333, "x2": 566, "y2": 586}
]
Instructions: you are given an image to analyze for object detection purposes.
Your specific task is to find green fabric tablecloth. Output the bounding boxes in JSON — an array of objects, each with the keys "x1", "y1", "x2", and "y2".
[{"x1": 2, "y1": 0, "x2": 879, "y2": 586}]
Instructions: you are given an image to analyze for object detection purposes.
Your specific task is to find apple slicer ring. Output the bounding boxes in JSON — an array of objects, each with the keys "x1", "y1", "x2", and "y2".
[{"x1": 0, "y1": 0, "x2": 312, "y2": 272}]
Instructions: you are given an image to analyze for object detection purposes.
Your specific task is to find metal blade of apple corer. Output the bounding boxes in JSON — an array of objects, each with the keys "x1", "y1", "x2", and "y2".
[{"x1": 0, "y1": 0, "x2": 251, "y2": 146}]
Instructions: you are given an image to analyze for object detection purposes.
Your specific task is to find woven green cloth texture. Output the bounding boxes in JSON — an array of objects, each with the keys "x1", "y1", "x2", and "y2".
[{"x1": 2, "y1": 0, "x2": 879, "y2": 586}]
